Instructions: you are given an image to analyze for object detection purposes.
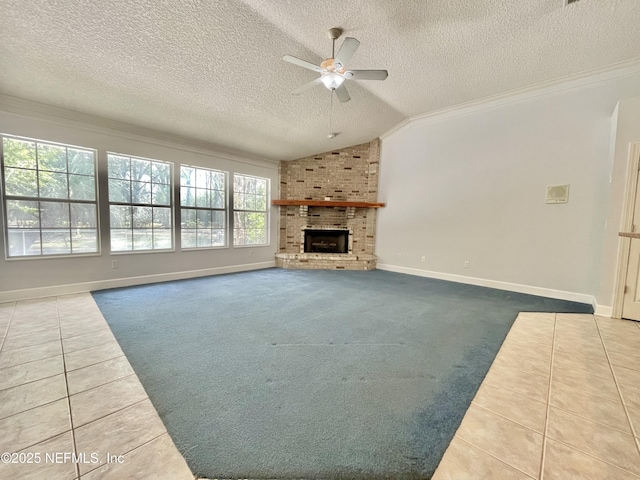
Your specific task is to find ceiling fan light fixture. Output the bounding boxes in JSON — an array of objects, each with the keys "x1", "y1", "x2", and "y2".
[{"x1": 320, "y1": 72, "x2": 345, "y2": 90}]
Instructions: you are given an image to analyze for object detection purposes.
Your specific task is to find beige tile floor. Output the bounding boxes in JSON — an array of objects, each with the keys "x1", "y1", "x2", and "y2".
[
  {"x1": 0, "y1": 294, "x2": 193, "y2": 480},
  {"x1": 1, "y1": 296, "x2": 639, "y2": 479},
  {"x1": 433, "y1": 312, "x2": 640, "y2": 480}
]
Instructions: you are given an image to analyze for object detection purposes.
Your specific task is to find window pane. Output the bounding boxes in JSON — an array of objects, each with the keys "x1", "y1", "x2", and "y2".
[
  {"x1": 6, "y1": 200, "x2": 39, "y2": 227},
  {"x1": 181, "y1": 187, "x2": 195, "y2": 207},
  {"x1": 195, "y1": 169, "x2": 210, "y2": 189},
  {"x1": 110, "y1": 206, "x2": 132, "y2": 228},
  {"x1": 152, "y1": 184, "x2": 170, "y2": 205},
  {"x1": 232, "y1": 174, "x2": 268, "y2": 246},
  {"x1": 37, "y1": 144, "x2": 67, "y2": 172},
  {"x1": 153, "y1": 207, "x2": 171, "y2": 229},
  {"x1": 245, "y1": 194, "x2": 256, "y2": 211},
  {"x1": 233, "y1": 229, "x2": 245, "y2": 246},
  {"x1": 181, "y1": 229, "x2": 197, "y2": 248},
  {"x1": 256, "y1": 179, "x2": 267, "y2": 196},
  {"x1": 39, "y1": 172, "x2": 69, "y2": 199},
  {"x1": 108, "y1": 154, "x2": 174, "y2": 253},
  {"x1": 212, "y1": 229, "x2": 225, "y2": 246},
  {"x1": 180, "y1": 167, "x2": 195, "y2": 187},
  {"x1": 71, "y1": 230, "x2": 98, "y2": 253},
  {"x1": 133, "y1": 206, "x2": 152, "y2": 228},
  {"x1": 41, "y1": 202, "x2": 70, "y2": 228},
  {"x1": 4, "y1": 138, "x2": 99, "y2": 258},
  {"x1": 3, "y1": 138, "x2": 37, "y2": 169},
  {"x1": 8, "y1": 229, "x2": 41, "y2": 256},
  {"x1": 71, "y1": 204, "x2": 97, "y2": 228},
  {"x1": 131, "y1": 182, "x2": 151, "y2": 204},
  {"x1": 153, "y1": 230, "x2": 172, "y2": 249},
  {"x1": 196, "y1": 230, "x2": 212, "y2": 247},
  {"x1": 245, "y1": 177, "x2": 256, "y2": 194},
  {"x1": 212, "y1": 172, "x2": 225, "y2": 191},
  {"x1": 108, "y1": 155, "x2": 130, "y2": 179},
  {"x1": 109, "y1": 179, "x2": 131, "y2": 203},
  {"x1": 68, "y1": 149, "x2": 95, "y2": 175},
  {"x1": 195, "y1": 188, "x2": 210, "y2": 208},
  {"x1": 234, "y1": 175, "x2": 245, "y2": 193},
  {"x1": 41, "y1": 230, "x2": 71, "y2": 255},
  {"x1": 212, "y1": 211, "x2": 225, "y2": 229},
  {"x1": 133, "y1": 230, "x2": 153, "y2": 250},
  {"x1": 111, "y1": 229, "x2": 132, "y2": 251},
  {"x1": 152, "y1": 162, "x2": 170, "y2": 184},
  {"x1": 234, "y1": 193, "x2": 245, "y2": 210},
  {"x1": 131, "y1": 159, "x2": 151, "y2": 181},
  {"x1": 69, "y1": 174, "x2": 95, "y2": 201},
  {"x1": 212, "y1": 190, "x2": 224, "y2": 209},
  {"x1": 181, "y1": 208, "x2": 196, "y2": 227},
  {"x1": 5, "y1": 168, "x2": 38, "y2": 197},
  {"x1": 196, "y1": 210, "x2": 212, "y2": 228}
]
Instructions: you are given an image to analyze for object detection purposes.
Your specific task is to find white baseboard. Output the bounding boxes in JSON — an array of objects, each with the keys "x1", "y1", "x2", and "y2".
[
  {"x1": 377, "y1": 264, "x2": 595, "y2": 306},
  {"x1": 594, "y1": 304, "x2": 613, "y2": 317},
  {"x1": 0, "y1": 261, "x2": 275, "y2": 303}
]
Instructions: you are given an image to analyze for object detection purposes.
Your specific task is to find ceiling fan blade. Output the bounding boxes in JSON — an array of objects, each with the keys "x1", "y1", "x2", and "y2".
[
  {"x1": 283, "y1": 55, "x2": 323, "y2": 73},
  {"x1": 291, "y1": 77, "x2": 322, "y2": 95},
  {"x1": 345, "y1": 69, "x2": 388, "y2": 81},
  {"x1": 334, "y1": 84, "x2": 351, "y2": 103},
  {"x1": 334, "y1": 37, "x2": 360, "y2": 69}
]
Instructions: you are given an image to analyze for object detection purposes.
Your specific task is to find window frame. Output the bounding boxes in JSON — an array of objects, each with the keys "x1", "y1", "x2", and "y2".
[
  {"x1": 231, "y1": 173, "x2": 270, "y2": 247},
  {"x1": 107, "y1": 152, "x2": 174, "y2": 254},
  {"x1": 1, "y1": 134, "x2": 101, "y2": 260},
  {"x1": 179, "y1": 164, "x2": 228, "y2": 251}
]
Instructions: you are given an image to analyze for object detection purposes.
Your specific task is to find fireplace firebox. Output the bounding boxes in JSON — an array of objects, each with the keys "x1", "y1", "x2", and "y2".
[{"x1": 304, "y1": 229, "x2": 348, "y2": 254}]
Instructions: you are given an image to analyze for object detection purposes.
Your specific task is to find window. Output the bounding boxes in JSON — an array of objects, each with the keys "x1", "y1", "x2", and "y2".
[
  {"x1": 233, "y1": 174, "x2": 269, "y2": 246},
  {"x1": 180, "y1": 165, "x2": 226, "y2": 248},
  {"x1": 107, "y1": 153, "x2": 172, "y2": 252},
  {"x1": 1, "y1": 135, "x2": 98, "y2": 257}
]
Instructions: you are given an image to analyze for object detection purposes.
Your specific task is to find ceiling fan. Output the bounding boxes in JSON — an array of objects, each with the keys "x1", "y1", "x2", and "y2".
[{"x1": 283, "y1": 27, "x2": 388, "y2": 103}]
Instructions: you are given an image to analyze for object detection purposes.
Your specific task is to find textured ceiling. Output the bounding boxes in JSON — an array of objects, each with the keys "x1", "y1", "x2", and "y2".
[{"x1": 0, "y1": 0, "x2": 639, "y2": 161}]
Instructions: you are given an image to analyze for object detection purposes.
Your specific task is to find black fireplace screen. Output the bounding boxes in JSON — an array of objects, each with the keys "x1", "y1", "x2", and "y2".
[{"x1": 304, "y1": 229, "x2": 348, "y2": 253}]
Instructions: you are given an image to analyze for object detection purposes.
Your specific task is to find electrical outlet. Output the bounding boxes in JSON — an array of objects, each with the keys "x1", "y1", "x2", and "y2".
[
  {"x1": 421, "y1": 256, "x2": 426, "y2": 263},
  {"x1": 464, "y1": 260, "x2": 470, "y2": 268},
  {"x1": 112, "y1": 260, "x2": 119, "y2": 269},
  {"x1": 397, "y1": 253, "x2": 402, "y2": 260}
]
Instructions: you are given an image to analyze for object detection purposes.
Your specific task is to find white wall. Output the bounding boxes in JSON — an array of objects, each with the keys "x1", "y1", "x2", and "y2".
[
  {"x1": 599, "y1": 96, "x2": 640, "y2": 310},
  {"x1": 0, "y1": 99, "x2": 279, "y2": 301},
  {"x1": 376, "y1": 65, "x2": 640, "y2": 306}
]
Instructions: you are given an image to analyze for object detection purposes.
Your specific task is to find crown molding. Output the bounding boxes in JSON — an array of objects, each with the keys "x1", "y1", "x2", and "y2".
[
  {"x1": 0, "y1": 94, "x2": 279, "y2": 168},
  {"x1": 381, "y1": 59, "x2": 640, "y2": 140}
]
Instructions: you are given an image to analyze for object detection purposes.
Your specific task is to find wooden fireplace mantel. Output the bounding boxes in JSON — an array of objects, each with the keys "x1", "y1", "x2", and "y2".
[{"x1": 272, "y1": 199, "x2": 385, "y2": 208}]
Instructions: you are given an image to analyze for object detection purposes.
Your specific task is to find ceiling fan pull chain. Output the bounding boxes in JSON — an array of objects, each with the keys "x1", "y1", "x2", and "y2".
[{"x1": 329, "y1": 90, "x2": 333, "y2": 134}]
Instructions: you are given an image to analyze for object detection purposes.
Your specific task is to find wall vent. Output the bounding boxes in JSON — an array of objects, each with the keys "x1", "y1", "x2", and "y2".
[{"x1": 545, "y1": 184, "x2": 570, "y2": 204}]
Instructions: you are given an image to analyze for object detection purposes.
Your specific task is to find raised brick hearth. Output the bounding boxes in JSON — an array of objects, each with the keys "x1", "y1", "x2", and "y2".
[{"x1": 275, "y1": 139, "x2": 381, "y2": 270}]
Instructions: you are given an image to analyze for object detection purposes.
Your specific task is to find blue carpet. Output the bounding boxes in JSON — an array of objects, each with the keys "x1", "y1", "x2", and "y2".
[{"x1": 92, "y1": 268, "x2": 592, "y2": 479}]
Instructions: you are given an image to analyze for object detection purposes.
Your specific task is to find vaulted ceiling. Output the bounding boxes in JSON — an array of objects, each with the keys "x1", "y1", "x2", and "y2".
[{"x1": 1, "y1": 0, "x2": 639, "y2": 161}]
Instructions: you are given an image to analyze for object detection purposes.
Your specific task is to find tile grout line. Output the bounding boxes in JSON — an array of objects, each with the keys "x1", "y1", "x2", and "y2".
[
  {"x1": 544, "y1": 435, "x2": 640, "y2": 478},
  {"x1": 470, "y1": 402, "x2": 545, "y2": 435},
  {"x1": 538, "y1": 312, "x2": 557, "y2": 480},
  {"x1": 453, "y1": 435, "x2": 537, "y2": 479},
  {"x1": 68, "y1": 368, "x2": 136, "y2": 397},
  {"x1": 56, "y1": 296, "x2": 81, "y2": 480},
  {"x1": 0, "y1": 302, "x2": 17, "y2": 353},
  {"x1": 72, "y1": 395, "x2": 149, "y2": 431},
  {"x1": 65, "y1": 353, "x2": 126, "y2": 374},
  {"x1": 472, "y1": 390, "x2": 633, "y2": 437},
  {"x1": 594, "y1": 316, "x2": 640, "y2": 456},
  {"x1": 79, "y1": 430, "x2": 169, "y2": 477}
]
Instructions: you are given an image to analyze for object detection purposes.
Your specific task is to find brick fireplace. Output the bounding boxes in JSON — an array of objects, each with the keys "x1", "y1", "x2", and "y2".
[{"x1": 275, "y1": 139, "x2": 382, "y2": 270}]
